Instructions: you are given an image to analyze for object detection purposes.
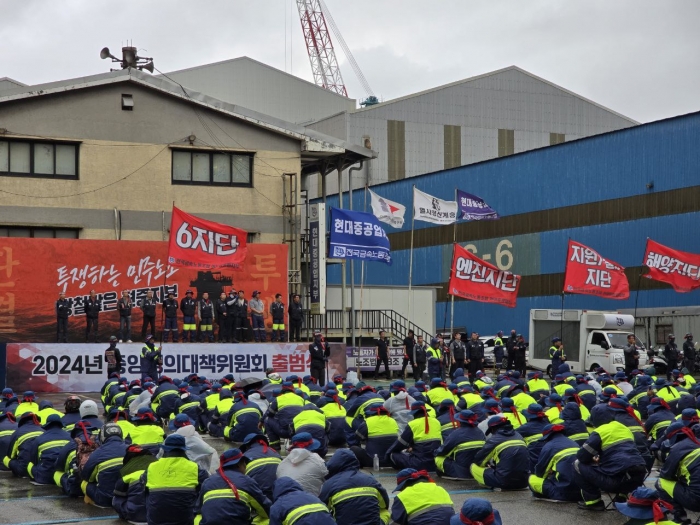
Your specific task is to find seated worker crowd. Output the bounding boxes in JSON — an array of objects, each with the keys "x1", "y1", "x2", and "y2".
[{"x1": 1, "y1": 359, "x2": 699, "y2": 525}]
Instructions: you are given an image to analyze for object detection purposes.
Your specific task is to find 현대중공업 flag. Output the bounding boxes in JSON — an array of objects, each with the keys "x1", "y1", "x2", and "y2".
[
  {"x1": 329, "y1": 207, "x2": 391, "y2": 265},
  {"x1": 456, "y1": 189, "x2": 499, "y2": 221},
  {"x1": 369, "y1": 188, "x2": 406, "y2": 228}
]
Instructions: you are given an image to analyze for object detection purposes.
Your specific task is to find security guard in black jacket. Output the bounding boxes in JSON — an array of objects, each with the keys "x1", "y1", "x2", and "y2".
[
  {"x1": 309, "y1": 331, "x2": 330, "y2": 386},
  {"x1": 288, "y1": 294, "x2": 303, "y2": 342},
  {"x1": 139, "y1": 291, "x2": 157, "y2": 341},
  {"x1": 215, "y1": 292, "x2": 228, "y2": 342},
  {"x1": 466, "y1": 333, "x2": 485, "y2": 379},
  {"x1": 162, "y1": 292, "x2": 179, "y2": 343},
  {"x1": 198, "y1": 292, "x2": 215, "y2": 343},
  {"x1": 664, "y1": 335, "x2": 680, "y2": 380},
  {"x1": 85, "y1": 290, "x2": 101, "y2": 343},
  {"x1": 233, "y1": 290, "x2": 249, "y2": 342},
  {"x1": 180, "y1": 290, "x2": 198, "y2": 343},
  {"x1": 224, "y1": 290, "x2": 239, "y2": 343},
  {"x1": 56, "y1": 292, "x2": 70, "y2": 343}
]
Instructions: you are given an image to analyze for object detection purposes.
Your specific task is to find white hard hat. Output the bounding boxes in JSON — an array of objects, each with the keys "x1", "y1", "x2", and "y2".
[{"x1": 79, "y1": 399, "x2": 98, "y2": 418}]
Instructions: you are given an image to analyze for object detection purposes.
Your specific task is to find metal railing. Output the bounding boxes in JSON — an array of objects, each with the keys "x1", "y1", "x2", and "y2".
[{"x1": 305, "y1": 309, "x2": 433, "y2": 342}]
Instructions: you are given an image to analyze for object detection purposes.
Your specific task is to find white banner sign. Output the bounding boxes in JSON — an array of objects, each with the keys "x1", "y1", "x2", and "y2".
[
  {"x1": 369, "y1": 188, "x2": 406, "y2": 228},
  {"x1": 413, "y1": 187, "x2": 458, "y2": 225}
]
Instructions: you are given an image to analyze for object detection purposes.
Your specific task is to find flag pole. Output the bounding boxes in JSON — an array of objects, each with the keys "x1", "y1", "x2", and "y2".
[
  {"x1": 634, "y1": 238, "x2": 650, "y2": 324},
  {"x1": 450, "y1": 188, "x2": 457, "y2": 337},
  {"x1": 359, "y1": 187, "x2": 368, "y2": 342},
  {"x1": 560, "y1": 237, "x2": 570, "y2": 340},
  {"x1": 408, "y1": 185, "x2": 416, "y2": 326}
]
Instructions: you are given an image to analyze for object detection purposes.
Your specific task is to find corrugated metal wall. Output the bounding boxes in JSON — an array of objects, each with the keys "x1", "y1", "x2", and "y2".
[{"x1": 320, "y1": 111, "x2": 700, "y2": 334}]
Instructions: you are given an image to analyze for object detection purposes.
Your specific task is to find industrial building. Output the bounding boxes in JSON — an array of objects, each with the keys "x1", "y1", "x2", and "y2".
[
  {"x1": 0, "y1": 68, "x2": 372, "y2": 251},
  {"x1": 307, "y1": 65, "x2": 638, "y2": 199},
  {"x1": 322, "y1": 110, "x2": 700, "y2": 342}
]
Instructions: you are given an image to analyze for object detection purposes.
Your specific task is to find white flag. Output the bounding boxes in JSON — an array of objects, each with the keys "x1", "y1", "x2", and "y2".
[
  {"x1": 413, "y1": 187, "x2": 458, "y2": 225},
  {"x1": 369, "y1": 188, "x2": 406, "y2": 228}
]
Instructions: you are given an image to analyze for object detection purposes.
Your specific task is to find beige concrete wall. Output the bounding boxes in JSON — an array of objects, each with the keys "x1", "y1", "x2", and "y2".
[{"x1": 0, "y1": 82, "x2": 302, "y2": 243}]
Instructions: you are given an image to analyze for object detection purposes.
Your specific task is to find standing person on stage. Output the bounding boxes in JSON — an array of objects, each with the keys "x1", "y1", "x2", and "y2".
[
  {"x1": 374, "y1": 330, "x2": 391, "y2": 381},
  {"x1": 414, "y1": 335, "x2": 428, "y2": 381},
  {"x1": 401, "y1": 330, "x2": 415, "y2": 381},
  {"x1": 506, "y1": 329, "x2": 517, "y2": 371},
  {"x1": 249, "y1": 291, "x2": 266, "y2": 343},
  {"x1": 309, "y1": 331, "x2": 330, "y2": 386},
  {"x1": 514, "y1": 334, "x2": 528, "y2": 377},
  {"x1": 117, "y1": 290, "x2": 133, "y2": 343},
  {"x1": 225, "y1": 289, "x2": 239, "y2": 343},
  {"x1": 234, "y1": 290, "x2": 249, "y2": 343},
  {"x1": 56, "y1": 292, "x2": 70, "y2": 343},
  {"x1": 198, "y1": 292, "x2": 214, "y2": 343},
  {"x1": 270, "y1": 294, "x2": 286, "y2": 342},
  {"x1": 85, "y1": 290, "x2": 101, "y2": 343},
  {"x1": 449, "y1": 332, "x2": 466, "y2": 377},
  {"x1": 105, "y1": 336, "x2": 122, "y2": 378},
  {"x1": 162, "y1": 291, "x2": 179, "y2": 343},
  {"x1": 139, "y1": 290, "x2": 157, "y2": 342},
  {"x1": 466, "y1": 332, "x2": 484, "y2": 379},
  {"x1": 288, "y1": 293, "x2": 304, "y2": 342},
  {"x1": 215, "y1": 292, "x2": 228, "y2": 342},
  {"x1": 180, "y1": 289, "x2": 197, "y2": 343}
]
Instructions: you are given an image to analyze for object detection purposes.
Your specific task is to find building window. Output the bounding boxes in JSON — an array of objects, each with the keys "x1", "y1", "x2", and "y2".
[
  {"x1": 655, "y1": 324, "x2": 673, "y2": 345},
  {"x1": 246, "y1": 232, "x2": 258, "y2": 244},
  {"x1": 497, "y1": 129, "x2": 514, "y2": 157},
  {"x1": 171, "y1": 150, "x2": 253, "y2": 187},
  {"x1": 0, "y1": 226, "x2": 79, "y2": 238},
  {"x1": 0, "y1": 140, "x2": 78, "y2": 179},
  {"x1": 444, "y1": 124, "x2": 461, "y2": 169},
  {"x1": 550, "y1": 132, "x2": 565, "y2": 145},
  {"x1": 121, "y1": 94, "x2": 134, "y2": 111},
  {"x1": 387, "y1": 120, "x2": 405, "y2": 181}
]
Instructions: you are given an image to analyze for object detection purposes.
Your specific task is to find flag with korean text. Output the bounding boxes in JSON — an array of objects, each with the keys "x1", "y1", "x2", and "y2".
[
  {"x1": 329, "y1": 207, "x2": 391, "y2": 265},
  {"x1": 456, "y1": 189, "x2": 499, "y2": 221},
  {"x1": 168, "y1": 206, "x2": 247, "y2": 269},
  {"x1": 563, "y1": 240, "x2": 629, "y2": 299},
  {"x1": 448, "y1": 243, "x2": 520, "y2": 308},
  {"x1": 369, "y1": 188, "x2": 406, "y2": 228},
  {"x1": 413, "y1": 187, "x2": 458, "y2": 225},
  {"x1": 643, "y1": 239, "x2": 700, "y2": 293}
]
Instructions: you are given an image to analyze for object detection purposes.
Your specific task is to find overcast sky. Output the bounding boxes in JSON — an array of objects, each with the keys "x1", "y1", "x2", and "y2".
[{"x1": 2, "y1": 0, "x2": 698, "y2": 123}]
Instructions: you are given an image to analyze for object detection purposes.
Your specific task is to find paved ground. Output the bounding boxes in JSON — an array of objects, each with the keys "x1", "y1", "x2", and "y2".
[{"x1": 0, "y1": 384, "x2": 673, "y2": 525}]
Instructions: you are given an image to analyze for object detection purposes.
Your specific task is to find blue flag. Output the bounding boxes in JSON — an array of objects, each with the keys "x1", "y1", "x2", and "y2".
[
  {"x1": 329, "y1": 208, "x2": 392, "y2": 265},
  {"x1": 457, "y1": 189, "x2": 499, "y2": 221}
]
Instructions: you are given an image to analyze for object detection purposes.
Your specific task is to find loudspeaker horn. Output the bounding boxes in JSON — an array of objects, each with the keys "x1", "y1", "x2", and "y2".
[{"x1": 139, "y1": 61, "x2": 155, "y2": 74}]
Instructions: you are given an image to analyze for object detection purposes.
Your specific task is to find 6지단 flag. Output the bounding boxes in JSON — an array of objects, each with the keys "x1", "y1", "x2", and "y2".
[{"x1": 167, "y1": 206, "x2": 247, "y2": 269}]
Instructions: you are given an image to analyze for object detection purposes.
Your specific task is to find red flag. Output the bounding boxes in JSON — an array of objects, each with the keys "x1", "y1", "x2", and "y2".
[
  {"x1": 167, "y1": 207, "x2": 247, "y2": 270},
  {"x1": 643, "y1": 239, "x2": 700, "y2": 293},
  {"x1": 563, "y1": 240, "x2": 629, "y2": 299},
  {"x1": 448, "y1": 243, "x2": 520, "y2": 308}
]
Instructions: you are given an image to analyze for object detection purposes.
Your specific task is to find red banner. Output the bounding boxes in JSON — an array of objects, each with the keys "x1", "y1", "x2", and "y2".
[
  {"x1": 448, "y1": 243, "x2": 520, "y2": 308},
  {"x1": 643, "y1": 239, "x2": 700, "y2": 293},
  {"x1": 168, "y1": 206, "x2": 247, "y2": 269},
  {"x1": 0, "y1": 237, "x2": 287, "y2": 343},
  {"x1": 563, "y1": 240, "x2": 629, "y2": 299}
]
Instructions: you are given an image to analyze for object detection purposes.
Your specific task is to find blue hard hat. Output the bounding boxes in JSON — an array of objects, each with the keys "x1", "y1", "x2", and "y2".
[
  {"x1": 220, "y1": 448, "x2": 246, "y2": 466},
  {"x1": 289, "y1": 432, "x2": 320, "y2": 452},
  {"x1": 458, "y1": 498, "x2": 501, "y2": 525},
  {"x1": 394, "y1": 468, "x2": 431, "y2": 492},
  {"x1": 614, "y1": 487, "x2": 663, "y2": 520}
]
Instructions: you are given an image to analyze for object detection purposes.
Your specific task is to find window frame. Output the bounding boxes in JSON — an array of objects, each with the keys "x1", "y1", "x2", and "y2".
[
  {"x1": 0, "y1": 138, "x2": 80, "y2": 180},
  {"x1": 170, "y1": 148, "x2": 254, "y2": 188},
  {"x1": 0, "y1": 226, "x2": 80, "y2": 239}
]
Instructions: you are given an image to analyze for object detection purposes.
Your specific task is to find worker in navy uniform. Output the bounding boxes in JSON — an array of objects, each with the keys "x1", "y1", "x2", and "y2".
[
  {"x1": 194, "y1": 448, "x2": 271, "y2": 525},
  {"x1": 549, "y1": 337, "x2": 565, "y2": 378},
  {"x1": 470, "y1": 416, "x2": 529, "y2": 490},
  {"x1": 492, "y1": 331, "x2": 505, "y2": 375},
  {"x1": 269, "y1": 476, "x2": 336, "y2": 525},
  {"x1": 3, "y1": 412, "x2": 44, "y2": 477},
  {"x1": 319, "y1": 448, "x2": 390, "y2": 525},
  {"x1": 264, "y1": 382, "x2": 307, "y2": 450},
  {"x1": 104, "y1": 336, "x2": 122, "y2": 378},
  {"x1": 450, "y1": 499, "x2": 502, "y2": 525},
  {"x1": 117, "y1": 290, "x2": 133, "y2": 343},
  {"x1": 528, "y1": 423, "x2": 581, "y2": 501},
  {"x1": 390, "y1": 469, "x2": 453, "y2": 525},
  {"x1": 288, "y1": 293, "x2": 304, "y2": 342},
  {"x1": 180, "y1": 289, "x2": 197, "y2": 343},
  {"x1": 270, "y1": 293, "x2": 286, "y2": 342},
  {"x1": 350, "y1": 405, "x2": 398, "y2": 468},
  {"x1": 683, "y1": 333, "x2": 696, "y2": 373},
  {"x1": 151, "y1": 376, "x2": 180, "y2": 421},
  {"x1": 140, "y1": 335, "x2": 161, "y2": 382},
  {"x1": 0, "y1": 412, "x2": 17, "y2": 471},
  {"x1": 400, "y1": 330, "x2": 416, "y2": 381},
  {"x1": 664, "y1": 334, "x2": 680, "y2": 381},
  {"x1": 112, "y1": 445, "x2": 155, "y2": 524},
  {"x1": 505, "y1": 329, "x2": 518, "y2": 371},
  {"x1": 197, "y1": 292, "x2": 215, "y2": 343},
  {"x1": 614, "y1": 487, "x2": 676, "y2": 525},
  {"x1": 426, "y1": 337, "x2": 443, "y2": 380},
  {"x1": 513, "y1": 334, "x2": 529, "y2": 377},
  {"x1": 434, "y1": 409, "x2": 485, "y2": 480},
  {"x1": 373, "y1": 329, "x2": 391, "y2": 381},
  {"x1": 56, "y1": 291, "x2": 70, "y2": 343},
  {"x1": 387, "y1": 401, "x2": 442, "y2": 471},
  {"x1": 81, "y1": 423, "x2": 127, "y2": 508},
  {"x1": 656, "y1": 420, "x2": 700, "y2": 522},
  {"x1": 142, "y1": 434, "x2": 209, "y2": 525},
  {"x1": 27, "y1": 414, "x2": 70, "y2": 485},
  {"x1": 573, "y1": 418, "x2": 647, "y2": 511},
  {"x1": 85, "y1": 289, "x2": 101, "y2": 343},
  {"x1": 240, "y1": 432, "x2": 282, "y2": 502},
  {"x1": 466, "y1": 332, "x2": 484, "y2": 380},
  {"x1": 139, "y1": 290, "x2": 157, "y2": 342},
  {"x1": 162, "y1": 291, "x2": 179, "y2": 343},
  {"x1": 224, "y1": 289, "x2": 239, "y2": 343},
  {"x1": 215, "y1": 292, "x2": 228, "y2": 342},
  {"x1": 233, "y1": 290, "x2": 249, "y2": 343},
  {"x1": 309, "y1": 331, "x2": 330, "y2": 386}
]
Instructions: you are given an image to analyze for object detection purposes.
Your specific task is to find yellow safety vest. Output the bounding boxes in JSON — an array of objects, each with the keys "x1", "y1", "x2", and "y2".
[
  {"x1": 366, "y1": 415, "x2": 399, "y2": 439},
  {"x1": 396, "y1": 482, "x2": 453, "y2": 519},
  {"x1": 146, "y1": 456, "x2": 199, "y2": 491},
  {"x1": 409, "y1": 417, "x2": 442, "y2": 443}
]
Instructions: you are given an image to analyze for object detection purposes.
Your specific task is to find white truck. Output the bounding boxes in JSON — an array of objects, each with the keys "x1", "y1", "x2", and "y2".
[{"x1": 528, "y1": 309, "x2": 647, "y2": 377}]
